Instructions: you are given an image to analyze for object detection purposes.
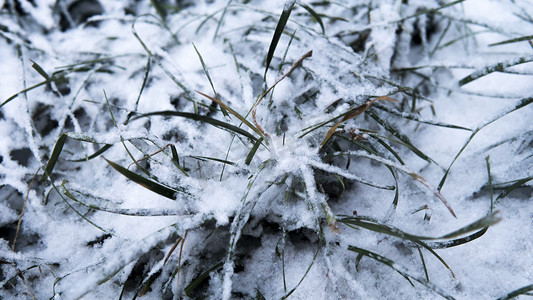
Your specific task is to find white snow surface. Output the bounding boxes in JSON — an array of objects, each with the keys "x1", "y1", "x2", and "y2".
[{"x1": 0, "y1": 0, "x2": 532, "y2": 299}]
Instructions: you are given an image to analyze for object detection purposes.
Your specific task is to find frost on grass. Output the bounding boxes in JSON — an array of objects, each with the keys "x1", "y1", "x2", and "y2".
[{"x1": 1, "y1": 0, "x2": 533, "y2": 299}]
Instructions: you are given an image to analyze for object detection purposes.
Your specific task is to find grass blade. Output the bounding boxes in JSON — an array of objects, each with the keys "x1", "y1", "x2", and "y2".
[
  {"x1": 489, "y1": 35, "x2": 533, "y2": 47},
  {"x1": 497, "y1": 284, "x2": 533, "y2": 300},
  {"x1": 459, "y1": 55, "x2": 533, "y2": 86},
  {"x1": 299, "y1": 3, "x2": 325, "y2": 34},
  {"x1": 1, "y1": 80, "x2": 49, "y2": 108},
  {"x1": 427, "y1": 227, "x2": 488, "y2": 249},
  {"x1": 104, "y1": 158, "x2": 178, "y2": 200},
  {"x1": 184, "y1": 262, "x2": 224, "y2": 297},
  {"x1": 321, "y1": 96, "x2": 397, "y2": 147},
  {"x1": 68, "y1": 144, "x2": 113, "y2": 162},
  {"x1": 245, "y1": 137, "x2": 264, "y2": 165},
  {"x1": 264, "y1": 0, "x2": 296, "y2": 79},
  {"x1": 30, "y1": 60, "x2": 50, "y2": 80},
  {"x1": 438, "y1": 97, "x2": 533, "y2": 191},
  {"x1": 132, "y1": 110, "x2": 259, "y2": 142},
  {"x1": 373, "y1": 103, "x2": 472, "y2": 131},
  {"x1": 42, "y1": 133, "x2": 68, "y2": 179},
  {"x1": 192, "y1": 43, "x2": 228, "y2": 116},
  {"x1": 347, "y1": 246, "x2": 455, "y2": 300},
  {"x1": 339, "y1": 211, "x2": 500, "y2": 241},
  {"x1": 495, "y1": 175, "x2": 533, "y2": 201},
  {"x1": 367, "y1": 109, "x2": 438, "y2": 165},
  {"x1": 196, "y1": 91, "x2": 266, "y2": 140}
]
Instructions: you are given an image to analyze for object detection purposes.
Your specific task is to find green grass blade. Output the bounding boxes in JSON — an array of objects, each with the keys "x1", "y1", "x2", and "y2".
[
  {"x1": 347, "y1": 246, "x2": 455, "y2": 300},
  {"x1": 339, "y1": 211, "x2": 500, "y2": 241},
  {"x1": 125, "y1": 56, "x2": 152, "y2": 125},
  {"x1": 486, "y1": 156, "x2": 494, "y2": 212},
  {"x1": 459, "y1": 55, "x2": 533, "y2": 86},
  {"x1": 427, "y1": 227, "x2": 488, "y2": 249},
  {"x1": 213, "y1": 0, "x2": 233, "y2": 40},
  {"x1": 264, "y1": 0, "x2": 296, "y2": 80},
  {"x1": 192, "y1": 43, "x2": 228, "y2": 116},
  {"x1": 132, "y1": 110, "x2": 259, "y2": 142},
  {"x1": 367, "y1": 109, "x2": 438, "y2": 165},
  {"x1": 42, "y1": 133, "x2": 68, "y2": 179},
  {"x1": 184, "y1": 262, "x2": 224, "y2": 297},
  {"x1": 191, "y1": 155, "x2": 236, "y2": 166},
  {"x1": 150, "y1": 0, "x2": 167, "y2": 20},
  {"x1": 104, "y1": 158, "x2": 178, "y2": 200},
  {"x1": 30, "y1": 60, "x2": 50, "y2": 80},
  {"x1": 495, "y1": 175, "x2": 533, "y2": 201},
  {"x1": 169, "y1": 144, "x2": 189, "y2": 176},
  {"x1": 68, "y1": 144, "x2": 113, "y2": 162},
  {"x1": 373, "y1": 103, "x2": 472, "y2": 131},
  {"x1": 371, "y1": 136, "x2": 406, "y2": 165},
  {"x1": 299, "y1": 3, "x2": 325, "y2": 34},
  {"x1": 1, "y1": 80, "x2": 48, "y2": 108},
  {"x1": 438, "y1": 213, "x2": 500, "y2": 240},
  {"x1": 245, "y1": 137, "x2": 264, "y2": 165},
  {"x1": 489, "y1": 35, "x2": 533, "y2": 46},
  {"x1": 497, "y1": 284, "x2": 533, "y2": 300},
  {"x1": 438, "y1": 97, "x2": 533, "y2": 191},
  {"x1": 281, "y1": 241, "x2": 320, "y2": 299}
]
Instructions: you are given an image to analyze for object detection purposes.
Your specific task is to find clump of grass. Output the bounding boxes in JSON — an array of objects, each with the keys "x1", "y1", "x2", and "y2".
[{"x1": 1, "y1": 0, "x2": 532, "y2": 299}]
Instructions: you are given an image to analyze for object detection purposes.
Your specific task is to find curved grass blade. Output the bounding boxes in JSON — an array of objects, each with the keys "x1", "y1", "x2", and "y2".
[
  {"x1": 68, "y1": 144, "x2": 113, "y2": 162},
  {"x1": 497, "y1": 284, "x2": 533, "y2": 300},
  {"x1": 459, "y1": 55, "x2": 533, "y2": 86},
  {"x1": 367, "y1": 109, "x2": 438, "y2": 165},
  {"x1": 347, "y1": 246, "x2": 455, "y2": 300},
  {"x1": 426, "y1": 227, "x2": 488, "y2": 249},
  {"x1": 184, "y1": 262, "x2": 224, "y2": 297},
  {"x1": 299, "y1": 3, "x2": 325, "y2": 34},
  {"x1": 333, "y1": 150, "x2": 455, "y2": 217},
  {"x1": 438, "y1": 97, "x2": 533, "y2": 191},
  {"x1": 281, "y1": 240, "x2": 320, "y2": 299},
  {"x1": 132, "y1": 110, "x2": 258, "y2": 142},
  {"x1": 339, "y1": 211, "x2": 500, "y2": 242},
  {"x1": 104, "y1": 158, "x2": 178, "y2": 200},
  {"x1": 264, "y1": 0, "x2": 296, "y2": 80}
]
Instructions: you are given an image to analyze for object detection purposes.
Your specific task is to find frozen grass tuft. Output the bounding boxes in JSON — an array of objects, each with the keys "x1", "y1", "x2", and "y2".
[{"x1": 1, "y1": 0, "x2": 533, "y2": 299}]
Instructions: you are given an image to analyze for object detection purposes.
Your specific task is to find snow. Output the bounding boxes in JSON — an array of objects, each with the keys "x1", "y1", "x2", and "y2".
[{"x1": 1, "y1": 0, "x2": 533, "y2": 299}]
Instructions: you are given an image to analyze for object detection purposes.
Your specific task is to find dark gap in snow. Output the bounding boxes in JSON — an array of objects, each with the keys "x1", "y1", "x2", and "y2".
[
  {"x1": 9, "y1": 148, "x2": 33, "y2": 167},
  {"x1": 32, "y1": 104, "x2": 58, "y2": 137},
  {"x1": 58, "y1": 0, "x2": 104, "y2": 31}
]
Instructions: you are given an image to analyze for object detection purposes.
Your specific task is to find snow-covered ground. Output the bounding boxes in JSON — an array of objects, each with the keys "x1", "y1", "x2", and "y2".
[{"x1": 1, "y1": 0, "x2": 532, "y2": 299}]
